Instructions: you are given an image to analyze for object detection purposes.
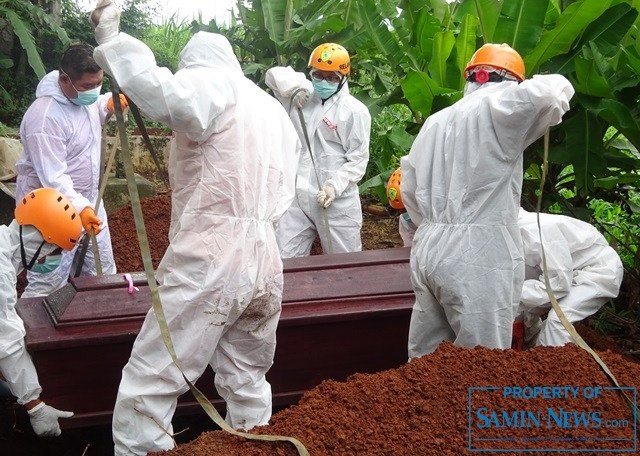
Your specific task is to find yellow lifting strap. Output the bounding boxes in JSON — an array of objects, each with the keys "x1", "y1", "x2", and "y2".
[{"x1": 537, "y1": 131, "x2": 637, "y2": 415}]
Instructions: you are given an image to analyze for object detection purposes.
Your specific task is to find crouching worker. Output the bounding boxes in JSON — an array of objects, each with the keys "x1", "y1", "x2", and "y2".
[
  {"x1": 0, "y1": 188, "x2": 81, "y2": 436},
  {"x1": 518, "y1": 209, "x2": 623, "y2": 347}
]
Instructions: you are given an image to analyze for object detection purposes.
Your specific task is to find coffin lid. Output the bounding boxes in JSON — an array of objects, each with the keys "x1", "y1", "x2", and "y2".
[{"x1": 19, "y1": 248, "x2": 413, "y2": 349}]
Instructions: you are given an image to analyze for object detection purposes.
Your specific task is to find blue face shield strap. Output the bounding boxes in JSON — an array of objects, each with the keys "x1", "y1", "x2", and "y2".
[{"x1": 19, "y1": 225, "x2": 47, "y2": 271}]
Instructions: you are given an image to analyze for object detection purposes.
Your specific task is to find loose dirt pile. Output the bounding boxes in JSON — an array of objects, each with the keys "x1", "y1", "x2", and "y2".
[
  {"x1": 107, "y1": 193, "x2": 404, "y2": 272},
  {"x1": 108, "y1": 193, "x2": 172, "y2": 271},
  {"x1": 151, "y1": 342, "x2": 638, "y2": 456}
]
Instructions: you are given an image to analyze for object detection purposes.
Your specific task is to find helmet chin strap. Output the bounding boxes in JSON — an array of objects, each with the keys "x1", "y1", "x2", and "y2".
[
  {"x1": 19, "y1": 225, "x2": 47, "y2": 271},
  {"x1": 337, "y1": 74, "x2": 347, "y2": 92}
]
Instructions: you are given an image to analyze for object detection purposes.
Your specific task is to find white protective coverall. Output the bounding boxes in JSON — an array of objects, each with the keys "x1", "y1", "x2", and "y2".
[
  {"x1": 0, "y1": 221, "x2": 53, "y2": 404},
  {"x1": 265, "y1": 66, "x2": 371, "y2": 256},
  {"x1": 94, "y1": 32, "x2": 300, "y2": 455},
  {"x1": 399, "y1": 212, "x2": 417, "y2": 247},
  {"x1": 16, "y1": 71, "x2": 116, "y2": 297},
  {"x1": 517, "y1": 209, "x2": 623, "y2": 346},
  {"x1": 403, "y1": 76, "x2": 574, "y2": 358}
]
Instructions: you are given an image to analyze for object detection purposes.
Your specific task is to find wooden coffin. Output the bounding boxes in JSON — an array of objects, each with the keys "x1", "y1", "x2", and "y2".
[{"x1": 16, "y1": 247, "x2": 414, "y2": 428}]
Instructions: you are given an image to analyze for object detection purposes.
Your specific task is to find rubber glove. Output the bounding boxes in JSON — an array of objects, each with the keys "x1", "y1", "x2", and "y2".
[
  {"x1": 80, "y1": 207, "x2": 102, "y2": 235},
  {"x1": 107, "y1": 94, "x2": 128, "y2": 113},
  {"x1": 316, "y1": 184, "x2": 336, "y2": 209},
  {"x1": 292, "y1": 89, "x2": 311, "y2": 109},
  {"x1": 27, "y1": 401, "x2": 74, "y2": 437},
  {"x1": 91, "y1": 0, "x2": 121, "y2": 45}
]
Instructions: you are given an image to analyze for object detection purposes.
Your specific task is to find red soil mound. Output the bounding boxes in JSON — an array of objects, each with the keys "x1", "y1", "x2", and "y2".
[{"x1": 152, "y1": 342, "x2": 639, "y2": 456}]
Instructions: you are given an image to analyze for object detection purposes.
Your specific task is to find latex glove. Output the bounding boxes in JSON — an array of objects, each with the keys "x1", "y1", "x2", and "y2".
[
  {"x1": 80, "y1": 207, "x2": 102, "y2": 235},
  {"x1": 91, "y1": 0, "x2": 121, "y2": 45},
  {"x1": 107, "y1": 94, "x2": 128, "y2": 113},
  {"x1": 292, "y1": 89, "x2": 311, "y2": 109},
  {"x1": 316, "y1": 184, "x2": 336, "y2": 209},
  {"x1": 27, "y1": 401, "x2": 74, "y2": 437}
]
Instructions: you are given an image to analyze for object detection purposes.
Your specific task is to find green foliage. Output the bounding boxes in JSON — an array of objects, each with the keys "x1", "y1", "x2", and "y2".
[
  {"x1": 145, "y1": 14, "x2": 196, "y2": 71},
  {"x1": 58, "y1": 0, "x2": 95, "y2": 46},
  {"x1": 0, "y1": 121, "x2": 18, "y2": 137},
  {"x1": 589, "y1": 300, "x2": 638, "y2": 335},
  {"x1": 0, "y1": 0, "x2": 70, "y2": 124},
  {"x1": 360, "y1": 104, "x2": 414, "y2": 204},
  {"x1": 589, "y1": 195, "x2": 640, "y2": 271},
  {"x1": 119, "y1": 0, "x2": 159, "y2": 38}
]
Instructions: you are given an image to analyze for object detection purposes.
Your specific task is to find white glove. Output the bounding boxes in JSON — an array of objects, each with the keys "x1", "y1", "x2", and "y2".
[
  {"x1": 91, "y1": 0, "x2": 121, "y2": 45},
  {"x1": 316, "y1": 184, "x2": 336, "y2": 209},
  {"x1": 27, "y1": 401, "x2": 74, "y2": 437},
  {"x1": 292, "y1": 89, "x2": 311, "y2": 109}
]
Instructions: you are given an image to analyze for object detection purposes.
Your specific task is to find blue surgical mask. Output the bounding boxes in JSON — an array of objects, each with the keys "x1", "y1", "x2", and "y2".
[
  {"x1": 71, "y1": 86, "x2": 101, "y2": 106},
  {"x1": 31, "y1": 254, "x2": 62, "y2": 274},
  {"x1": 61, "y1": 69, "x2": 101, "y2": 106},
  {"x1": 312, "y1": 80, "x2": 339, "y2": 100}
]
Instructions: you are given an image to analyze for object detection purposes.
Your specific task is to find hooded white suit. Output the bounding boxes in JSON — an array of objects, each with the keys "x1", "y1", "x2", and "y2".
[
  {"x1": 518, "y1": 209, "x2": 623, "y2": 346},
  {"x1": 403, "y1": 76, "x2": 574, "y2": 358},
  {"x1": 94, "y1": 32, "x2": 300, "y2": 455},
  {"x1": 16, "y1": 71, "x2": 116, "y2": 297},
  {"x1": 265, "y1": 66, "x2": 371, "y2": 256}
]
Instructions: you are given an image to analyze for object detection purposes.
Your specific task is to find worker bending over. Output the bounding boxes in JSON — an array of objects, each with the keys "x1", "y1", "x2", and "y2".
[{"x1": 518, "y1": 209, "x2": 623, "y2": 346}]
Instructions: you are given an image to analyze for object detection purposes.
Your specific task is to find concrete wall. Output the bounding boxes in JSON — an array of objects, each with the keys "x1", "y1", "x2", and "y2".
[{"x1": 105, "y1": 135, "x2": 171, "y2": 177}]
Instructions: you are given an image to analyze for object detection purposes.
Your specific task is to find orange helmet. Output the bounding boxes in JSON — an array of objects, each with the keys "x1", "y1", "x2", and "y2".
[
  {"x1": 15, "y1": 188, "x2": 83, "y2": 251},
  {"x1": 464, "y1": 43, "x2": 525, "y2": 82},
  {"x1": 308, "y1": 43, "x2": 350, "y2": 76},
  {"x1": 386, "y1": 167, "x2": 404, "y2": 210}
]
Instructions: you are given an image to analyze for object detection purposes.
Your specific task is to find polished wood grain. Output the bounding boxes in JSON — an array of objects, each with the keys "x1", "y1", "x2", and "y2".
[{"x1": 17, "y1": 247, "x2": 414, "y2": 428}]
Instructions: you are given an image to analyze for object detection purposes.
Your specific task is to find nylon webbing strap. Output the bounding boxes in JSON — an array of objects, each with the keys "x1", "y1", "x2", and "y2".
[
  {"x1": 537, "y1": 131, "x2": 637, "y2": 415},
  {"x1": 126, "y1": 98, "x2": 170, "y2": 187},
  {"x1": 74, "y1": 124, "x2": 117, "y2": 277},
  {"x1": 74, "y1": 236, "x2": 90, "y2": 277},
  {"x1": 110, "y1": 79, "x2": 308, "y2": 455},
  {"x1": 0, "y1": 180, "x2": 15, "y2": 198},
  {"x1": 296, "y1": 104, "x2": 333, "y2": 254}
]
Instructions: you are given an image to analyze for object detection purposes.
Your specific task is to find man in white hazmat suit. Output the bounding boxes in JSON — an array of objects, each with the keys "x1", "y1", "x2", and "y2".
[
  {"x1": 265, "y1": 43, "x2": 371, "y2": 256},
  {"x1": 1, "y1": 188, "x2": 81, "y2": 436},
  {"x1": 517, "y1": 208, "x2": 623, "y2": 347},
  {"x1": 17, "y1": 42, "x2": 119, "y2": 298},
  {"x1": 91, "y1": 2, "x2": 300, "y2": 454},
  {"x1": 402, "y1": 43, "x2": 575, "y2": 358}
]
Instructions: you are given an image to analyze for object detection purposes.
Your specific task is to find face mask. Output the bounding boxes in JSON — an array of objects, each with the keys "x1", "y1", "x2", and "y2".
[
  {"x1": 61, "y1": 69, "x2": 102, "y2": 105},
  {"x1": 71, "y1": 86, "x2": 101, "y2": 106},
  {"x1": 312, "y1": 80, "x2": 339, "y2": 100},
  {"x1": 31, "y1": 254, "x2": 62, "y2": 274}
]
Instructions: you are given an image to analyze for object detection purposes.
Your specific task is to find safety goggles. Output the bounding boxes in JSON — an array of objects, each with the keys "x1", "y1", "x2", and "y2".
[
  {"x1": 465, "y1": 67, "x2": 520, "y2": 84},
  {"x1": 310, "y1": 70, "x2": 343, "y2": 84}
]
